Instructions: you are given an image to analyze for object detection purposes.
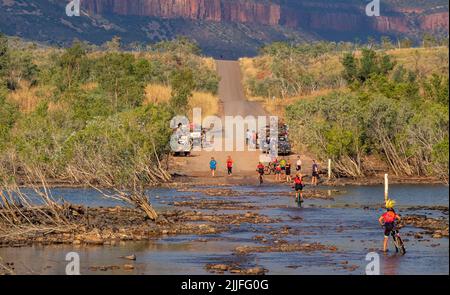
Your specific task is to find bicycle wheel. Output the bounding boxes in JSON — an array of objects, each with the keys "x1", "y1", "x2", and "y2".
[
  {"x1": 396, "y1": 235, "x2": 406, "y2": 255},
  {"x1": 393, "y1": 234, "x2": 406, "y2": 255}
]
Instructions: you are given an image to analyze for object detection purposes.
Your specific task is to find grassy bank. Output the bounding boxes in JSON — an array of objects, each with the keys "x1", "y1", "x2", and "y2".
[
  {"x1": 240, "y1": 42, "x2": 449, "y2": 182},
  {"x1": 0, "y1": 35, "x2": 220, "y2": 188}
]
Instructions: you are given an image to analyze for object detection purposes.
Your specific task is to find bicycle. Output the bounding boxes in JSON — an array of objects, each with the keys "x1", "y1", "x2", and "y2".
[
  {"x1": 383, "y1": 224, "x2": 406, "y2": 255},
  {"x1": 264, "y1": 163, "x2": 276, "y2": 175},
  {"x1": 292, "y1": 185, "x2": 305, "y2": 207},
  {"x1": 391, "y1": 228, "x2": 406, "y2": 255},
  {"x1": 256, "y1": 168, "x2": 265, "y2": 185}
]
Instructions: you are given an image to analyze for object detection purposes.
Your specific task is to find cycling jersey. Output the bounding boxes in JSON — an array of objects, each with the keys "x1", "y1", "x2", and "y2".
[
  {"x1": 381, "y1": 211, "x2": 399, "y2": 223},
  {"x1": 257, "y1": 164, "x2": 265, "y2": 174},
  {"x1": 294, "y1": 177, "x2": 302, "y2": 184}
]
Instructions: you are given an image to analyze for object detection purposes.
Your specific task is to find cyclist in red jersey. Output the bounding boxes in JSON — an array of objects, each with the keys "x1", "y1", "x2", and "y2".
[
  {"x1": 256, "y1": 162, "x2": 265, "y2": 185},
  {"x1": 293, "y1": 173, "x2": 304, "y2": 203},
  {"x1": 378, "y1": 199, "x2": 401, "y2": 252}
]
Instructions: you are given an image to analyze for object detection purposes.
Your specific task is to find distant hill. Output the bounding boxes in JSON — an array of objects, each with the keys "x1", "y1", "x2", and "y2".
[{"x1": 1, "y1": 0, "x2": 448, "y2": 58}]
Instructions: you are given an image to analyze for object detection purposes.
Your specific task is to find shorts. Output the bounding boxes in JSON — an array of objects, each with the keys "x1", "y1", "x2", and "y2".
[
  {"x1": 258, "y1": 169, "x2": 265, "y2": 175},
  {"x1": 295, "y1": 184, "x2": 303, "y2": 191},
  {"x1": 286, "y1": 170, "x2": 291, "y2": 176},
  {"x1": 281, "y1": 166, "x2": 286, "y2": 171},
  {"x1": 312, "y1": 172, "x2": 319, "y2": 177},
  {"x1": 296, "y1": 165, "x2": 301, "y2": 171},
  {"x1": 383, "y1": 223, "x2": 395, "y2": 237},
  {"x1": 275, "y1": 170, "x2": 281, "y2": 174}
]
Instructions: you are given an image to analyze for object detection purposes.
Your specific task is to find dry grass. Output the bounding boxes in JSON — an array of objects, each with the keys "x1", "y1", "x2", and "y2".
[
  {"x1": 144, "y1": 83, "x2": 172, "y2": 104},
  {"x1": 144, "y1": 84, "x2": 220, "y2": 118},
  {"x1": 202, "y1": 57, "x2": 217, "y2": 72},
  {"x1": 240, "y1": 57, "x2": 259, "y2": 78},
  {"x1": 80, "y1": 82, "x2": 99, "y2": 91},
  {"x1": 7, "y1": 82, "x2": 54, "y2": 113},
  {"x1": 386, "y1": 46, "x2": 449, "y2": 77},
  {"x1": 240, "y1": 46, "x2": 448, "y2": 107},
  {"x1": 189, "y1": 91, "x2": 220, "y2": 118}
]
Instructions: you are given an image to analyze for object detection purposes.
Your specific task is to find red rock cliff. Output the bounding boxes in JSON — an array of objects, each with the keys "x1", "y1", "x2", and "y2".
[
  {"x1": 81, "y1": 0, "x2": 449, "y2": 34},
  {"x1": 420, "y1": 12, "x2": 449, "y2": 31},
  {"x1": 81, "y1": 0, "x2": 280, "y2": 25}
]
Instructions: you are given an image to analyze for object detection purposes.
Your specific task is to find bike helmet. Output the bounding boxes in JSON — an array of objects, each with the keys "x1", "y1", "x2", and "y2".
[{"x1": 385, "y1": 199, "x2": 396, "y2": 209}]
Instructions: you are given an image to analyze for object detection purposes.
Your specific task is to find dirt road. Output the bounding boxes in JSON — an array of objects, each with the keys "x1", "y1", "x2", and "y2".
[
  {"x1": 171, "y1": 60, "x2": 312, "y2": 184},
  {"x1": 217, "y1": 60, "x2": 266, "y2": 117}
]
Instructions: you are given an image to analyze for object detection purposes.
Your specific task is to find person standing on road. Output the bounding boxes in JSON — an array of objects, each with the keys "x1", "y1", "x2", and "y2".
[
  {"x1": 296, "y1": 156, "x2": 302, "y2": 172},
  {"x1": 311, "y1": 160, "x2": 319, "y2": 186},
  {"x1": 280, "y1": 158, "x2": 287, "y2": 179},
  {"x1": 226, "y1": 156, "x2": 234, "y2": 176},
  {"x1": 275, "y1": 163, "x2": 282, "y2": 182},
  {"x1": 285, "y1": 161, "x2": 292, "y2": 182},
  {"x1": 209, "y1": 157, "x2": 217, "y2": 177}
]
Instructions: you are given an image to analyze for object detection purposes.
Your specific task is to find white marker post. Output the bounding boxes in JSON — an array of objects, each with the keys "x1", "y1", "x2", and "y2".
[
  {"x1": 328, "y1": 159, "x2": 332, "y2": 180},
  {"x1": 384, "y1": 173, "x2": 389, "y2": 202}
]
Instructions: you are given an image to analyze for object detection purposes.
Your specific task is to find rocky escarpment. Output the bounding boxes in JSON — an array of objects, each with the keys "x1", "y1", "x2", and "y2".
[
  {"x1": 81, "y1": 0, "x2": 281, "y2": 25},
  {"x1": 81, "y1": 0, "x2": 449, "y2": 34}
]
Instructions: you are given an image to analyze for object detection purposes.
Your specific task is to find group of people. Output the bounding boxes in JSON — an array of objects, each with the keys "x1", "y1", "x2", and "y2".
[
  {"x1": 255, "y1": 157, "x2": 319, "y2": 203},
  {"x1": 209, "y1": 156, "x2": 234, "y2": 177},
  {"x1": 209, "y1": 154, "x2": 404, "y2": 252},
  {"x1": 256, "y1": 157, "x2": 320, "y2": 184}
]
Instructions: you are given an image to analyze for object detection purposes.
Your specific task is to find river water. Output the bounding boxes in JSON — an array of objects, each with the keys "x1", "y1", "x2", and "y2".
[{"x1": 0, "y1": 184, "x2": 448, "y2": 275}]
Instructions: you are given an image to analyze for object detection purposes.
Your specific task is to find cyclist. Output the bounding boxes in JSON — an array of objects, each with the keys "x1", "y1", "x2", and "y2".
[
  {"x1": 293, "y1": 173, "x2": 304, "y2": 203},
  {"x1": 378, "y1": 199, "x2": 401, "y2": 253},
  {"x1": 256, "y1": 162, "x2": 265, "y2": 185}
]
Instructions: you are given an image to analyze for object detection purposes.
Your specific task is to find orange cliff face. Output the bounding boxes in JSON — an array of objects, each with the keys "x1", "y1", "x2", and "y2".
[
  {"x1": 81, "y1": 0, "x2": 280, "y2": 25},
  {"x1": 81, "y1": 0, "x2": 449, "y2": 34},
  {"x1": 420, "y1": 12, "x2": 449, "y2": 32},
  {"x1": 372, "y1": 16, "x2": 411, "y2": 34}
]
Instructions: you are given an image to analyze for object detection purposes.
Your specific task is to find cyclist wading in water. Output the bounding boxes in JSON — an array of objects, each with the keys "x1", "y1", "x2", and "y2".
[
  {"x1": 293, "y1": 173, "x2": 304, "y2": 203},
  {"x1": 256, "y1": 162, "x2": 265, "y2": 185},
  {"x1": 379, "y1": 199, "x2": 401, "y2": 253}
]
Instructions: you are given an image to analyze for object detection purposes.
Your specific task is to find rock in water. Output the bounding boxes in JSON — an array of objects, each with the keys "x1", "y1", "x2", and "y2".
[{"x1": 121, "y1": 254, "x2": 137, "y2": 261}]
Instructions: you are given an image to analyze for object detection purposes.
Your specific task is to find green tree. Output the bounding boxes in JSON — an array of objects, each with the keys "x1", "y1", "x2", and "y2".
[
  {"x1": 342, "y1": 49, "x2": 395, "y2": 84},
  {"x1": 94, "y1": 53, "x2": 145, "y2": 112},
  {"x1": 169, "y1": 68, "x2": 195, "y2": 114},
  {"x1": 57, "y1": 41, "x2": 88, "y2": 91},
  {"x1": 342, "y1": 53, "x2": 358, "y2": 83},
  {"x1": 381, "y1": 36, "x2": 393, "y2": 49},
  {"x1": 0, "y1": 33, "x2": 9, "y2": 79},
  {"x1": 423, "y1": 74, "x2": 449, "y2": 105},
  {"x1": 151, "y1": 36, "x2": 201, "y2": 56},
  {"x1": 0, "y1": 90, "x2": 18, "y2": 152}
]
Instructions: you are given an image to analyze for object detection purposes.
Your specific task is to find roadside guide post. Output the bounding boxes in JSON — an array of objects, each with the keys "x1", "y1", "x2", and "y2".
[
  {"x1": 384, "y1": 173, "x2": 389, "y2": 202},
  {"x1": 328, "y1": 159, "x2": 332, "y2": 180}
]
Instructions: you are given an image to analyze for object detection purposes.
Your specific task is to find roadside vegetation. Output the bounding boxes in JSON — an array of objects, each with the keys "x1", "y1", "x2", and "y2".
[
  {"x1": 0, "y1": 34, "x2": 220, "y2": 189},
  {"x1": 241, "y1": 38, "x2": 449, "y2": 182}
]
